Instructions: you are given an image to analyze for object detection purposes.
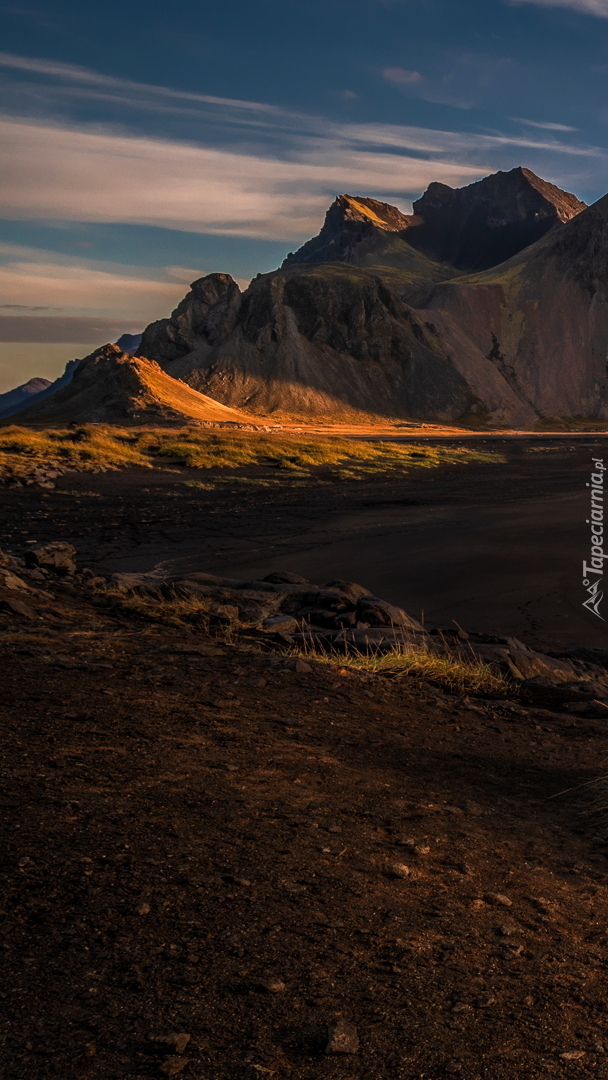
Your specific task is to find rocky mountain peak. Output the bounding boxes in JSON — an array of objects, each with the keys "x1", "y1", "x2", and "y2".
[
  {"x1": 332, "y1": 194, "x2": 412, "y2": 231},
  {"x1": 282, "y1": 193, "x2": 413, "y2": 268},
  {"x1": 408, "y1": 166, "x2": 586, "y2": 270}
]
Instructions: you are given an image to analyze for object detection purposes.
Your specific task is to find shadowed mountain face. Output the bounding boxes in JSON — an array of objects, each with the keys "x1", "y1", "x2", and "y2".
[
  {"x1": 10, "y1": 343, "x2": 261, "y2": 426},
  {"x1": 407, "y1": 167, "x2": 586, "y2": 272},
  {"x1": 136, "y1": 168, "x2": 607, "y2": 426}
]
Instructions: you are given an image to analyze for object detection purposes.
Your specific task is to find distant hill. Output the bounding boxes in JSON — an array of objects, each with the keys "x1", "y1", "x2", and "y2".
[
  {"x1": 0, "y1": 361, "x2": 80, "y2": 420},
  {"x1": 115, "y1": 332, "x2": 142, "y2": 353},
  {"x1": 10, "y1": 343, "x2": 262, "y2": 427},
  {"x1": 0, "y1": 377, "x2": 51, "y2": 419}
]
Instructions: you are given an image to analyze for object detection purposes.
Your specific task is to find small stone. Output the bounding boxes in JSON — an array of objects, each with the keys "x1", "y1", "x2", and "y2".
[
  {"x1": 484, "y1": 892, "x2": 512, "y2": 907},
  {"x1": 261, "y1": 979, "x2": 286, "y2": 993},
  {"x1": 325, "y1": 1019, "x2": 359, "y2": 1054},
  {"x1": 154, "y1": 1034, "x2": 191, "y2": 1055},
  {"x1": 475, "y1": 994, "x2": 496, "y2": 1008},
  {"x1": 0, "y1": 599, "x2": 36, "y2": 619},
  {"x1": 414, "y1": 844, "x2": 431, "y2": 855},
  {"x1": 294, "y1": 659, "x2": 312, "y2": 673},
  {"x1": 262, "y1": 614, "x2": 298, "y2": 633},
  {"x1": 391, "y1": 863, "x2": 411, "y2": 879},
  {"x1": 560, "y1": 1051, "x2": 586, "y2": 1060},
  {"x1": 159, "y1": 1057, "x2": 190, "y2": 1076},
  {"x1": 136, "y1": 902, "x2": 150, "y2": 915},
  {"x1": 25, "y1": 541, "x2": 76, "y2": 575},
  {"x1": 2, "y1": 573, "x2": 28, "y2": 590}
]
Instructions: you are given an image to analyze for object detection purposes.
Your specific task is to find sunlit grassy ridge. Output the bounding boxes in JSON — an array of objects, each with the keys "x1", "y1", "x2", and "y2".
[{"x1": 0, "y1": 424, "x2": 503, "y2": 483}]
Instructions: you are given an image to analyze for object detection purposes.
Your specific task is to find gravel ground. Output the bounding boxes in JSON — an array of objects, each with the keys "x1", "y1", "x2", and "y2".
[{"x1": 2, "y1": 568, "x2": 608, "y2": 1079}]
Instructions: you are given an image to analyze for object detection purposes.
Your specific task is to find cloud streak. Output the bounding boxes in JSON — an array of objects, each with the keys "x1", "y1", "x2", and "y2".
[
  {"x1": 0, "y1": 117, "x2": 493, "y2": 241},
  {"x1": 0, "y1": 242, "x2": 188, "y2": 319},
  {"x1": 511, "y1": 117, "x2": 578, "y2": 131},
  {"x1": 382, "y1": 67, "x2": 423, "y2": 86},
  {"x1": 0, "y1": 52, "x2": 603, "y2": 245},
  {"x1": 509, "y1": 0, "x2": 608, "y2": 17}
]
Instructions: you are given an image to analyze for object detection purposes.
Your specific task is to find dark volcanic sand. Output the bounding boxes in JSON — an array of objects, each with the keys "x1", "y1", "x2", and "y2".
[
  {"x1": 3, "y1": 575, "x2": 608, "y2": 1080},
  {"x1": 2, "y1": 437, "x2": 608, "y2": 649},
  {"x1": 4, "y1": 444, "x2": 608, "y2": 1080}
]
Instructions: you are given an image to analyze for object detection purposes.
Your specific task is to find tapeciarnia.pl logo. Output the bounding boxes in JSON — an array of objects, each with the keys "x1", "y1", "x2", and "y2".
[{"x1": 582, "y1": 457, "x2": 606, "y2": 620}]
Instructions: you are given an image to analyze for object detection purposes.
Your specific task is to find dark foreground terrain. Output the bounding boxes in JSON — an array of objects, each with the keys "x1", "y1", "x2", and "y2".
[
  {"x1": 3, "y1": 534, "x2": 608, "y2": 1079},
  {"x1": 1, "y1": 436, "x2": 607, "y2": 647}
]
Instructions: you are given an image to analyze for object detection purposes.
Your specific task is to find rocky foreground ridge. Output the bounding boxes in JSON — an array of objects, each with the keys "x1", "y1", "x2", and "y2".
[
  {"x1": 4, "y1": 543, "x2": 608, "y2": 718},
  {"x1": 135, "y1": 167, "x2": 608, "y2": 426}
]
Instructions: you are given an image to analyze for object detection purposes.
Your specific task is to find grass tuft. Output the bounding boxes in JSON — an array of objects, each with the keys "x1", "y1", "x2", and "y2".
[{"x1": 295, "y1": 641, "x2": 511, "y2": 697}]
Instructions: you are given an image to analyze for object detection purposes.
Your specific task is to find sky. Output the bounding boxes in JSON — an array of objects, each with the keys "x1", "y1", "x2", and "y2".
[{"x1": 2, "y1": 0, "x2": 608, "y2": 390}]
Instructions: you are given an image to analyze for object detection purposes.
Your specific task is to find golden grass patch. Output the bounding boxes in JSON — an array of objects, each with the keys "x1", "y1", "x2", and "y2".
[
  {"x1": 301, "y1": 643, "x2": 511, "y2": 697},
  {"x1": 0, "y1": 424, "x2": 503, "y2": 483}
]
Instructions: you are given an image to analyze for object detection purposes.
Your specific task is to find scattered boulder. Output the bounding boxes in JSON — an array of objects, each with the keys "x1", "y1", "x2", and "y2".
[
  {"x1": 0, "y1": 598, "x2": 37, "y2": 619},
  {"x1": 325, "y1": 1019, "x2": 360, "y2": 1054},
  {"x1": 25, "y1": 542, "x2": 77, "y2": 576},
  {"x1": 322, "y1": 579, "x2": 373, "y2": 604},
  {"x1": 357, "y1": 597, "x2": 424, "y2": 631},
  {"x1": 508, "y1": 651, "x2": 577, "y2": 683},
  {"x1": 262, "y1": 614, "x2": 299, "y2": 634},
  {"x1": 0, "y1": 569, "x2": 29, "y2": 591}
]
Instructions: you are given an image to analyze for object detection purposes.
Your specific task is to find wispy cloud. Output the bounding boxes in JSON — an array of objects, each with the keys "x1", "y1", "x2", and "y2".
[
  {"x1": 511, "y1": 117, "x2": 578, "y2": 131},
  {"x1": 382, "y1": 67, "x2": 423, "y2": 86},
  {"x1": 0, "y1": 242, "x2": 188, "y2": 319},
  {"x1": 0, "y1": 118, "x2": 492, "y2": 241},
  {"x1": 509, "y1": 0, "x2": 608, "y2": 17},
  {"x1": 0, "y1": 54, "x2": 603, "y2": 256},
  {"x1": 0, "y1": 51, "x2": 289, "y2": 115}
]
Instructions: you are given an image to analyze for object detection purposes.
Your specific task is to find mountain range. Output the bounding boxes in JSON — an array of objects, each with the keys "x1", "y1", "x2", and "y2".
[{"x1": 7, "y1": 165, "x2": 608, "y2": 427}]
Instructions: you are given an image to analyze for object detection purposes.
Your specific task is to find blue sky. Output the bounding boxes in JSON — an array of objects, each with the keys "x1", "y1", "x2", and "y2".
[{"x1": 2, "y1": 0, "x2": 608, "y2": 388}]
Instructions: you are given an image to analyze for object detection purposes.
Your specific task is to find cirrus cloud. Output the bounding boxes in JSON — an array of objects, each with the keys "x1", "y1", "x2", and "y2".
[
  {"x1": 0, "y1": 117, "x2": 490, "y2": 241},
  {"x1": 509, "y1": 0, "x2": 608, "y2": 17}
]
